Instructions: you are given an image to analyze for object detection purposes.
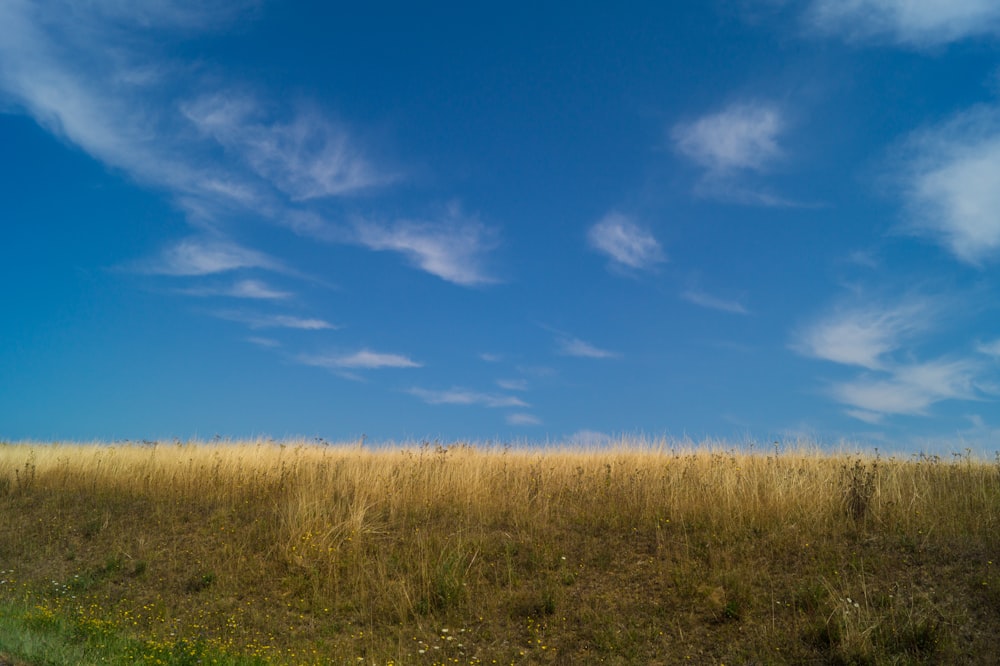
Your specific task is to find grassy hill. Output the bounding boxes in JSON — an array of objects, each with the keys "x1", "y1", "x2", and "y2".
[{"x1": 1, "y1": 439, "x2": 998, "y2": 664}]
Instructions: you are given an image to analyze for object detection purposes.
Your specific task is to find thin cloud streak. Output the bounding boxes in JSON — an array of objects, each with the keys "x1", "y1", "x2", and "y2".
[
  {"x1": 0, "y1": 1, "x2": 268, "y2": 219},
  {"x1": 214, "y1": 310, "x2": 337, "y2": 330},
  {"x1": 556, "y1": 336, "x2": 622, "y2": 360},
  {"x1": 246, "y1": 337, "x2": 281, "y2": 348},
  {"x1": 180, "y1": 279, "x2": 292, "y2": 300},
  {"x1": 138, "y1": 238, "x2": 283, "y2": 276},
  {"x1": 353, "y1": 210, "x2": 500, "y2": 286},
  {"x1": 0, "y1": 0, "x2": 395, "y2": 264},
  {"x1": 805, "y1": 0, "x2": 1000, "y2": 46},
  {"x1": 496, "y1": 379, "x2": 529, "y2": 391},
  {"x1": 181, "y1": 93, "x2": 388, "y2": 200},
  {"x1": 831, "y1": 358, "x2": 986, "y2": 417},
  {"x1": 298, "y1": 350, "x2": 422, "y2": 369},
  {"x1": 792, "y1": 299, "x2": 931, "y2": 370},
  {"x1": 976, "y1": 339, "x2": 1000, "y2": 358},
  {"x1": 227, "y1": 280, "x2": 292, "y2": 300},
  {"x1": 507, "y1": 413, "x2": 542, "y2": 426},
  {"x1": 844, "y1": 409, "x2": 885, "y2": 425},
  {"x1": 794, "y1": 294, "x2": 996, "y2": 421},
  {"x1": 681, "y1": 289, "x2": 749, "y2": 315},
  {"x1": 587, "y1": 212, "x2": 665, "y2": 272},
  {"x1": 408, "y1": 388, "x2": 528, "y2": 409}
]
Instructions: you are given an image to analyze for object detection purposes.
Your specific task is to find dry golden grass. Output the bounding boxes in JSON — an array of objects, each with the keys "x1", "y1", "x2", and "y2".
[{"x1": 1, "y1": 439, "x2": 999, "y2": 664}]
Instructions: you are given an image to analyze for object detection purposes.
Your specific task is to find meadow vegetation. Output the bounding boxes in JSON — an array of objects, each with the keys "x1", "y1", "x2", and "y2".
[{"x1": 0, "y1": 438, "x2": 998, "y2": 664}]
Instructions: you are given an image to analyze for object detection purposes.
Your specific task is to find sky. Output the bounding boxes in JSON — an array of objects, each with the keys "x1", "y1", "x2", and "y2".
[{"x1": 2, "y1": 1, "x2": 1000, "y2": 452}]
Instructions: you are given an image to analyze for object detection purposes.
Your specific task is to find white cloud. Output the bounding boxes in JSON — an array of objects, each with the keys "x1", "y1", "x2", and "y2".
[
  {"x1": 796, "y1": 295, "x2": 996, "y2": 421},
  {"x1": 479, "y1": 353, "x2": 503, "y2": 363},
  {"x1": 181, "y1": 279, "x2": 292, "y2": 300},
  {"x1": 587, "y1": 212, "x2": 665, "y2": 272},
  {"x1": 215, "y1": 311, "x2": 336, "y2": 330},
  {"x1": 496, "y1": 379, "x2": 529, "y2": 391},
  {"x1": 182, "y1": 93, "x2": 387, "y2": 200},
  {"x1": 0, "y1": 0, "x2": 390, "y2": 250},
  {"x1": 830, "y1": 358, "x2": 985, "y2": 416},
  {"x1": 507, "y1": 413, "x2": 542, "y2": 426},
  {"x1": 246, "y1": 337, "x2": 281, "y2": 348},
  {"x1": 353, "y1": 209, "x2": 499, "y2": 286},
  {"x1": 976, "y1": 338, "x2": 1000, "y2": 358},
  {"x1": 792, "y1": 299, "x2": 931, "y2": 369},
  {"x1": 844, "y1": 409, "x2": 885, "y2": 425},
  {"x1": 805, "y1": 0, "x2": 1000, "y2": 46},
  {"x1": 63, "y1": 0, "x2": 255, "y2": 31},
  {"x1": 228, "y1": 279, "x2": 291, "y2": 300},
  {"x1": 299, "y1": 349, "x2": 422, "y2": 369},
  {"x1": 672, "y1": 102, "x2": 784, "y2": 174},
  {"x1": 408, "y1": 388, "x2": 528, "y2": 409},
  {"x1": 140, "y1": 238, "x2": 282, "y2": 276},
  {"x1": 680, "y1": 289, "x2": 749, "y2": 315},
  {"x1": 899, "y1": 107, "x2": 1000, "y2": 265},
  {"x1": 0, "y1": 1, "x2": 268, "y2": 218},
  {"x1": 556, "y1": 336, "x2": 621, "y2": 360}
]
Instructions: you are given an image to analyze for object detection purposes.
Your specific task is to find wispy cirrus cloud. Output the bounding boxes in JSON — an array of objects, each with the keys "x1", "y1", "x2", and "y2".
[
  {"x1": 496, "y1": 379, "x2": 529, "y2": 391},
  {"x1": 673, "y1": 101, "x2": 784, "y2": 174},
  {"x1": 0, "y1": 0, "x2": 386, "y2": 212},
  {"x1": 298, "y1": 349, "x2": 422, "y2": 369},
  {"x1": 408, "y1": 387, "x2": 528, "y2": 409},
  {"x1": 844, "y1": 408, "x2": 885, "y2": 425},
  {"x1": 247, "y1": 336, "x2": 281, "y2": 348},
  {"x1": 180, "y1": 279, "x2": 292, "y2": 300},
  {"x1": 54, "y1": 0, "x2": 255, "y2": 31},
  {"x1": 896, "y1": 106, "x2": 1000, "y2": 265},
  {"x1": 793, "y1": 294, "x2": 995, "y2": 421},
  {"x1": 830, "y1": 358, "x2": 986, "y2": 416},
  {"x1": 555, "y1": 335, "x2": 621, "y2": 360},
  {"x1": 681, "y1": 288, "x2": 749, "y2": 315},
  {"x1": 181, "y1": 93, "x2": 388, "y2": 201},
  {"x1": 792, "y1": 298, "x2": 931, "y2": 370},
  {"x1": 587, "y1": 212, "x2": 665, "y2": 273},
  {"x1": 671, "y1": 100, "x2": 796, "y2": 205},
  {"x1": 507, "y1": 413, "x2": 542, "y2": 426},
  {"x1": 223, "y1": 279, "x2": 292, "y2": 300},
  {"x1": 136, "y1": 237, "x2": 283, "y2": 276},
  {"x1": 214, "y1": 310, "x2": 337, "y2": 330},
  {"x1": 0, "y1": 1, "x2": 269, "y2": 217},
  {"x1": 0, "y1": 0, "x2": 509, "y2": 329},
  {"x1": 977, "y1": 339, "x2": 1000, "y2": 358},
  {"x1": 0, "y1": 1, "x2": 397, "y2": 271},
  {"x1": 353, "y1": 207, "x2": 500, "y2": 286},
  {"x1": 805, "y1": 0, "x2": 1000, "y2": 46}
]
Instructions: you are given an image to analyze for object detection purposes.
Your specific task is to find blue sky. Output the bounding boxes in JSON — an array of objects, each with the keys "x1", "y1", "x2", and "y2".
[{"x1": 3, "y1": 1, "x2": 1000, "y2": 452}]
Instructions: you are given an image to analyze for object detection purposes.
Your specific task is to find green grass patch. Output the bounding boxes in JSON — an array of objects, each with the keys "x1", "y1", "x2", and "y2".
[{"x1": 0, "y1": 598, "x2": 264, "y2": 665}]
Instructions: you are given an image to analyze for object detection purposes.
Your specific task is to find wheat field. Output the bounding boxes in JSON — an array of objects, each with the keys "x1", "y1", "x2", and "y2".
[{"x1": 1, "y1": 439, "x2": 998, "y2": 664}]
